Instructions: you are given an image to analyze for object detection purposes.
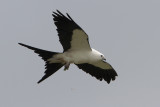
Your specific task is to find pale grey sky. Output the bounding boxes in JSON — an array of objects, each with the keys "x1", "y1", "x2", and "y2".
[{"x1": 1, "y1": 0, "x2": 160, "y2": 107}]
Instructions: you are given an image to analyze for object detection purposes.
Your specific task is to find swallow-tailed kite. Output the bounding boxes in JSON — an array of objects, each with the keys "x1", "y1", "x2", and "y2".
[{"x1": 19, "y1": 10, "x2": 118, "y2": 84}]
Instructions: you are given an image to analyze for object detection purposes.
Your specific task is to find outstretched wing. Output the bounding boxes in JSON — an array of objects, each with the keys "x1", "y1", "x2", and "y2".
[
  {"x1": 76, "y1": 61, "x2": 118, "y2": 84},
  {"x1": 52, "y1": 10, "x2": 91, "y2": 52}
]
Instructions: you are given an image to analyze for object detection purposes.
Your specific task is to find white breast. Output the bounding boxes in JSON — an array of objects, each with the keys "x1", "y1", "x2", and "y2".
[
  {"x1": 62, "y1": 48, "x2": 102, "y2": 64},
  {"x1": 48, "y1": 48, "x2": 102, "y2": 65}
]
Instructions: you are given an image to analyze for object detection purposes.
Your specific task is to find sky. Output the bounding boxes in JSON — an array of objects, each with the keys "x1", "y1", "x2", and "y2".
[{"x1": 1, "y1": 0, "x2": 160, "y2": 107}]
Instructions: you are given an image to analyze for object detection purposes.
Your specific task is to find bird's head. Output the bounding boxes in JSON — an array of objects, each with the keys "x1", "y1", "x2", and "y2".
[
  {"x1": 100, "y1": 54, "x2": 106, "y2": 61},
  {"x1": 91, "y1": 48, "x2": 106, "y2": 61}
]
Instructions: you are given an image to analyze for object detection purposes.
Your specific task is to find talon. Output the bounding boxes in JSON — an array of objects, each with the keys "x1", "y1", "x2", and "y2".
[
  {"x1": 64, "y1": 62, "x2": 70, "y2": 71},
  {"x1": 64, "y1": 67, "x2": 68, "y2": 71}
]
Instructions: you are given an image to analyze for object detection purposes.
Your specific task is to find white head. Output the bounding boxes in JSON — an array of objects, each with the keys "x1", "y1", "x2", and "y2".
[
  {"x1": 100, "y1": 54, "x2": 106, "y2": 61},
  {"x1": 92, "y1": 48, "x2": 106, "y2": 61}
]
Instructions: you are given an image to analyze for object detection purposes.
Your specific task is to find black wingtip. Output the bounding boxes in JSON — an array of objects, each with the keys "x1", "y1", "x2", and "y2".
[
  {"x1": 56, "y1": 9, "x2": 61, "y2": 14},
  {"x1": 52, "y1": 10, "x2": 73, "y2": 21},
  {"x1": 66, "y1": 13, "x2": 73, "y2": 21},
  {"x1": 52, "y1": 10, "x2": 63, "y2": 16}
]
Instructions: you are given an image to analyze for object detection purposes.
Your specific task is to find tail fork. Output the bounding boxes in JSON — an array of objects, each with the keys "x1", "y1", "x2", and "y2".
[{"x1": 18, "y1": 43, "x2": 63, "y2": 83}]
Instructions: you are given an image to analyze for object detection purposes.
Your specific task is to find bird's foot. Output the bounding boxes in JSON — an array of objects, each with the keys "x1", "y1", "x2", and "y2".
[{"x1": 64, "y1": 63, "x2": 70, "y2": 71}]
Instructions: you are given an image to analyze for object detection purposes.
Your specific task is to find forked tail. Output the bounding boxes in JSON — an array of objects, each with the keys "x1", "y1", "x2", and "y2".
[{"x1": 18, "y1": 43, "x2": 63, "y2": 83}]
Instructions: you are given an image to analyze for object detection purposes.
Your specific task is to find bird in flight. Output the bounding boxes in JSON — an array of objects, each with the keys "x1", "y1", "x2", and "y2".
[{"x1": 19, "y1": 10, "x2": 118, "y2": 84}]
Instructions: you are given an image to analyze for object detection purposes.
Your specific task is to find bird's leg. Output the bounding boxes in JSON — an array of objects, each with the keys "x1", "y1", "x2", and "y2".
[{"x1": 64, "y1": 62, "x2": 70, "y2": 71}]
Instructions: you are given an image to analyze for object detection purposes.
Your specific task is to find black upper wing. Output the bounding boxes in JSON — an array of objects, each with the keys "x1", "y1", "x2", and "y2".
[
  {"x1": 76, "y1": 61, "x2": 118, "y2": 84},
  {"x1": 52, "y1": 10, "x2": 91, "y2": 52}
]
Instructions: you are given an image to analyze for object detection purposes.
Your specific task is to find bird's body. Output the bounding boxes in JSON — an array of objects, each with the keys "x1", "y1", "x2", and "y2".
[
  {"x1": 48, "y1": 48, "x2": 103, "y2": 65},
  {"x1": 19, "y1": 10, "x2": 118, "y2": 84}
]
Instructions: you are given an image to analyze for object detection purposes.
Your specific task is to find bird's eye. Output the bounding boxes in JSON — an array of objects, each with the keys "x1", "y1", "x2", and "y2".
[{"x1": 101, "y1": 55, "x2": 103, "y2": 57}]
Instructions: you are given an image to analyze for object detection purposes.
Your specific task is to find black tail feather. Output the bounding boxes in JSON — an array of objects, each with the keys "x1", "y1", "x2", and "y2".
[
  {"x1": 18, "y1": 43, "x2": 57, "y2": 61},
  {"x1": 19, "y1": 43, "x2": 63, "y2": 83},
  {"x1": 37, "y1": 63, "x2": 63, "y2": 83}
]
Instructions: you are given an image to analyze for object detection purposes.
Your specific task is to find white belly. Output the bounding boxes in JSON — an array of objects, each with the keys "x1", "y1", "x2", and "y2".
[
  {"x1": 63, "y1": 50, "x2": 91, "y2": 64},
  {"x1": 47, "y1": 48, "x2": 101, "y2": 64}
]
